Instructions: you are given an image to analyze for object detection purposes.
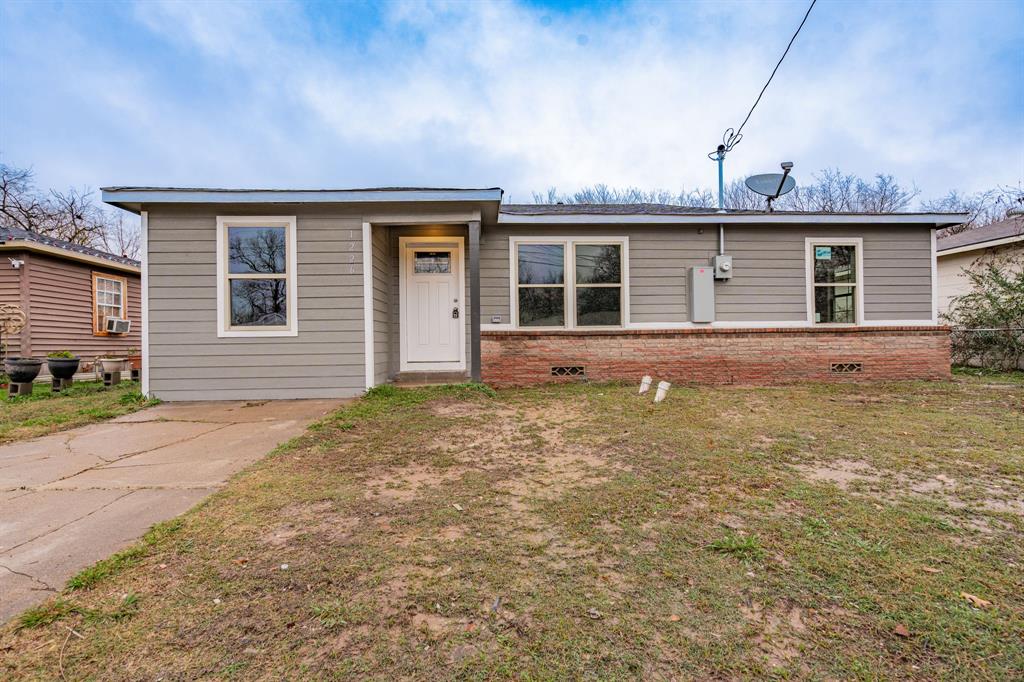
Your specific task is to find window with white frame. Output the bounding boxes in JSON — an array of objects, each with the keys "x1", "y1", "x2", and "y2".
[
  {"x1": 808, "y1": 241, "x2": 859, "y2": 324},
  {"x1": 217, "y1": 217, "x2": 297, "y2": 336},
  {"x1": 92, "y1": 272, "x2": 126, "y2": 335},
  {"x1": 514, "y1": 238, "x2": 626, "y2": 328}
]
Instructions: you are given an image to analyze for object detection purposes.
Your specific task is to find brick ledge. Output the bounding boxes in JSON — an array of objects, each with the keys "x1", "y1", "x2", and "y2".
[{"x1": 482, "y1": 325, "x2": 949, "y2": 338}]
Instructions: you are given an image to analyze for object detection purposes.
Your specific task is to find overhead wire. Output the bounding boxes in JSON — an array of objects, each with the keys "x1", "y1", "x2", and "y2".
[{"x1": 708, "y1": 0, "x2": 818, "y2": 159}]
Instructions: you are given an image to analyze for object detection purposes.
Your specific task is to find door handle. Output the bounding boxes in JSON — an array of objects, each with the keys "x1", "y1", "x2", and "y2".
[{"x1": 452, "y1": 307, "x2": 460, "y2": 319}]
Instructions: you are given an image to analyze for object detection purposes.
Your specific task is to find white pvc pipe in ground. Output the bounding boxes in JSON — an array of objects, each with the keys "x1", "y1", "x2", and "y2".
[
  {"x1": 654, "y1": 380, "x2": 671, "y2": 403},
  {"x1": 638, "y1": 375, "x2": 653, "y2": 394}
]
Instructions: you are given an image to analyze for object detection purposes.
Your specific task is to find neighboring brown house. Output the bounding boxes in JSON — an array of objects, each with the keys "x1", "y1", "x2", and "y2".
[{"x1": 0, "y1": 226, "x2": 141, "y2": 375}]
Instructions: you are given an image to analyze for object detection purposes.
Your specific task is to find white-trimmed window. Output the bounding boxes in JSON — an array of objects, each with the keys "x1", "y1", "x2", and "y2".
[
  {"x1": 92, "y1": 272, "x2": 127, "y2": 335},
  {"x1": 512, "y1": 237, "x2": 628, "y2": 328},
  {"x1": 806, "y1": 237, "x2": 863, "y2": 325},
  {"x1": 216, "y1": 216, "x2": 298, "y2": 337}
]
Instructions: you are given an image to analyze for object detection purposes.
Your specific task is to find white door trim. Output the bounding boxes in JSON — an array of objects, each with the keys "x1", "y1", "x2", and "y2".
[
  {"x1": 362, "y1": 221, "x2": 375, "y2": 390},
  {"x1": 399, "y1": 235, "x2": 466, "y2": 372},
  {"x1": 140, "y1": 210, "x2": 150, "y2": 397}
]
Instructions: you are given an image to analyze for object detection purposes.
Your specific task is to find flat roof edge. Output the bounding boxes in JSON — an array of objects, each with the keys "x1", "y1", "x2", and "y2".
[
  {"x1": 497, "y1": 213, "x2": 967, "y2": 226},
  {"x1": 101, "y1": 188, "x2": 504, "y2": 207}
]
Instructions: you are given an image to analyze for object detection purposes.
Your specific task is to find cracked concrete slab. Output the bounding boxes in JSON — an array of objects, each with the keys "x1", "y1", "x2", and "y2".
[
  {"x1": 41, "y1": 420, "x2": 312, "y2": 490},
  {"x1": 110, "y1": 399, "x2": 340, "y2": 424},
  {"x1": 63, "y1": 420, "x2": 227, "y2": 460},
  {"x1": 0, "y1": 398, "x2": 343, "y2": 623}
]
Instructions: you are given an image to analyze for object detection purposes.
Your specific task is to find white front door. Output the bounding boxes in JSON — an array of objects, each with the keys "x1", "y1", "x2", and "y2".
[{"x1": 400, "y1": 238, "x2": 465, "y2": 370}]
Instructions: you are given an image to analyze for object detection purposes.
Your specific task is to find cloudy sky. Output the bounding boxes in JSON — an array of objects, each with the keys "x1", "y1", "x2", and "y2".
[{"x1": 1, "y1": 0, "x2": 1021, "y2": 205}]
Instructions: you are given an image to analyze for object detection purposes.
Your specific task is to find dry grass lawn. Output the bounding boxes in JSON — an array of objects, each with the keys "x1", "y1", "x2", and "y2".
[
  {"x1": 0, "y1": 380, "x2": 156, "y2": 444},
  {"x1": 2, "y1": 373, "x2": 1022, "y2": 680}
]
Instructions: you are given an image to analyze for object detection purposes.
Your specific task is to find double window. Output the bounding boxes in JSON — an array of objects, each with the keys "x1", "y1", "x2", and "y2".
[
  {"x1": 92, "y1": 272, "x2": 127, "y2": 335},
  {"x1": 513, "y1": 238, "x2": 627, "y2": 328},
  {"x1": 217, "y1": 216, "x2": 298, "y2": 337},
  {"x1": 807, "y1": 239, "x2": 862, "y2": 324}
]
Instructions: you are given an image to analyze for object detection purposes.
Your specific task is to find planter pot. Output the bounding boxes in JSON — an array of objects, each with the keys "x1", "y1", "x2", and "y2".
[
  {"x1": 127, "y1": 355, "x2": 142, "y2": 371},
  {"x1": 5, "y1": 358, "x2": 44, "y2": 384},
  {"x1": 47, "y1": 357, "x2": 81, "y2": 380},
  {"x1": 98, "y1": 358, "x2": 125, "y2": 373}
]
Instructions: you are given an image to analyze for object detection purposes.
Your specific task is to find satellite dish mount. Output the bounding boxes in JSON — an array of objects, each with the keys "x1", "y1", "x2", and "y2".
[{"x1": 745, "y1": 162, "x2": 796, "y2": 212}]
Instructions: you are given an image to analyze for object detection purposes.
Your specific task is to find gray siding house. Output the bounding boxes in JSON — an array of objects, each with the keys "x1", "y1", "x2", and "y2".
[{"x1": 102, "y1": 188, "x2": 965, "y2": 401}]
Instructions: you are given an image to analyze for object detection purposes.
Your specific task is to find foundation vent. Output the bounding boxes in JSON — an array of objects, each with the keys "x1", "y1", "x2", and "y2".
[
  {"x1": 830, "y1": 362, "x2": 863, "y2": 374},
  {"x1": 551, "y1": 366, "x2": 585, "y2": 378}
]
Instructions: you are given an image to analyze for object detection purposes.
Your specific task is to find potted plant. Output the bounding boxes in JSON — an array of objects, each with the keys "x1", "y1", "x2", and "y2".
[
  {"x1": 4, "y1": 357, "x2": 44, "y2": 384},
  {"x1": 97, "y1": 357, "x2": 125, "y2": 373},
  {"x1": 126, "y1": 347, "x2": 142, "y2": 371},
  {"x1": 46, "y1": 350, "x2": 80, "y2": 380}
]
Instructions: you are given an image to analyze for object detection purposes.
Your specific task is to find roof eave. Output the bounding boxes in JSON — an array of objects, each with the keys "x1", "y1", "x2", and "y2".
[
  {"x1": 496, "y1": 212, "x2": 969, "y2": 226},
  {"x1": 102, "y1": 188, "x2": 505, "y2": 214},
  {"x1": 0, "y1": 241, "x2": 141, "y2": 273},
  {"x1": 937, "y1": 233, "x2": 1024, "y2": 256}
]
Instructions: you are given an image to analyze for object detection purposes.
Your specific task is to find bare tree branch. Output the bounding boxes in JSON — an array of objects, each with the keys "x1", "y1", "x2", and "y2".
[{"x1": 0, "y1": 161, "x2": 141, "y2": 258}]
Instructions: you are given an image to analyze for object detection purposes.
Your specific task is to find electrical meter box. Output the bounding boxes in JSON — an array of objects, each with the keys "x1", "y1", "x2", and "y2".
[
  {"x1": 689, "y1": 266, "x2": 715, "y2": 323},
  {"x1": 712, "y1": 254, "x2": 733, "y2": 280}
]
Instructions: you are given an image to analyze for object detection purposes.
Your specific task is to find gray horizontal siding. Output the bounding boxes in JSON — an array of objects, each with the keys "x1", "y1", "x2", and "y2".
[
  {"x1": 372, "y1": 226, "x2": 391, "y2": 385},
  {"x1": 146, "y1": 205, "x2": 367, "y2": 401},
  {"x1": 479, "y1": 223, "x2": 934, "y2": 324}
]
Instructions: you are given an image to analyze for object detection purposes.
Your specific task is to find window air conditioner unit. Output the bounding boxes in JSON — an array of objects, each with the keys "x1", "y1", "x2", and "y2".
[{"x1": 105, "y1": 317, "x2": 132, "y2": 334}]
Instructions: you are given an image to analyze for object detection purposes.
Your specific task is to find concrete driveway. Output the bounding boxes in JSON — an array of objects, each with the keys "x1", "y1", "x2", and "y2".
[{"x1": 0, "y1": 399, "x2": 341, "y2": 623}]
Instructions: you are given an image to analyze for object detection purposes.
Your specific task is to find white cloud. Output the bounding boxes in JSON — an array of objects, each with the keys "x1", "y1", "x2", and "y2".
[{"x1": 1, "y1": 0, "x2": 1021, "y2": 203}]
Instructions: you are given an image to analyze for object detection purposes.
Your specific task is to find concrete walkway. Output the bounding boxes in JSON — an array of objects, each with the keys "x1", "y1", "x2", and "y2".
[{"x1": 0, "y1": 399, "x2": 342, "y2": 623}]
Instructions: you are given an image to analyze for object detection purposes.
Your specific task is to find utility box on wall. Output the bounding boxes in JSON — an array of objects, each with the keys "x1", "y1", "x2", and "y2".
[
  {"x1": 712, "y1": 254, "x2": 733, "y2": 280},
  {"x1": 689, "y1": 266, "x2": 715, "y2": 323}
]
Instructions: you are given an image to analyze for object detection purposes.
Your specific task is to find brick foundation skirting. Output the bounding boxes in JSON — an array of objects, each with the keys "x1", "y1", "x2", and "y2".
[{"x1": 481, "y1": 326, "x2": 951, "y2": 387}]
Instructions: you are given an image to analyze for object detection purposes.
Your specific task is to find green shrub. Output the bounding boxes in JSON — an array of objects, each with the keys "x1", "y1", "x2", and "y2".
[
  {"x1": 944, "y1": 254, "x2": 1024, "y2": 370},
  {"x1": 46, "y1": 350, "x2": 76, "y2": 359}
]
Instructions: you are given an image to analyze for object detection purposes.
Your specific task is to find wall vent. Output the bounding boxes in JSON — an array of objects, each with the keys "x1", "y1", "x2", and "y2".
[
  {"x1": 551, "y1": 366, "x2": 585, "y2": 377},
  {"x1": 830, "y1": 362, "x2": 863, "y2": 374}
]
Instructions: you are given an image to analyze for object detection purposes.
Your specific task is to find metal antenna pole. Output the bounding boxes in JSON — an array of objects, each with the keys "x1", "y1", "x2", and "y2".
[{"x1": 715, "y1": 145, "x2": 726, "y2": 213}]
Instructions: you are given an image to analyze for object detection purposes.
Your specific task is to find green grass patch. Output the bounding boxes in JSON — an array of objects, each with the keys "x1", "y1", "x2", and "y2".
[
  {"x1": 708, "y1": 533, "x2": 765, "y2": 561},
  {"x1": 0, "y1": 380, "x2": 158, "y2": 444},
  {"x1": 16, "y1": 599, "x2": 77, "y2": 630}
]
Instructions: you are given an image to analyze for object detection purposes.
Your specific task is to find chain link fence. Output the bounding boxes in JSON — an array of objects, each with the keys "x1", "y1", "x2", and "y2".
[{"x1": 949, "y1": 327, "x2": 1024, "y2": 371}]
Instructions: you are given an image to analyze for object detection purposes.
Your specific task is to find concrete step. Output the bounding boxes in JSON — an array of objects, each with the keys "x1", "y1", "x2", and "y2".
[{"x1": 392, "y1": 371, "x2": 470, "y2": 386}]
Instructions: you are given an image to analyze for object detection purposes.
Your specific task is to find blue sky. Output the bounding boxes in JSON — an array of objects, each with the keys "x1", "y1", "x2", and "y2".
[{"x1": 1, "y1": 0, "x2": 1021, "y2": 205}]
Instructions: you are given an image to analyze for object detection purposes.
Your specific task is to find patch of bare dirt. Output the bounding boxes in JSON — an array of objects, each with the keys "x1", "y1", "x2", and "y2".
[
  {"x1": 429, "y1": 399, "x2": 486, "y2": 418},
  {"x1": 795, "y1": 459, "x2": 883, "y2": 488},
  {"x1": 411, "y1": 612, "x2": 457, "y2": 634},
  {"x1": 262, "y1": 501, "x2": 361, "y2": 546},
  {"x1": 795, "y1": 459, "x2": 1024, "y2": 524},
  {"x1": 362, "y1": 464, "x2": 464, "y2": 502},
  {"x1": 740, "y1": 600, "x2": 807, "y2": 668}
]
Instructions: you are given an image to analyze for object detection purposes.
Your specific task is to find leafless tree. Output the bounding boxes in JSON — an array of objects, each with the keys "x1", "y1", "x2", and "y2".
[
  {"x1": 922, "y1": 185, "x2": 1024, "y2": 235},
  {"x1": 779, "y1": 169, "x2": 918, "y2": 213},
  {"x1": 100, "y1": 212, "x2": 142, "y2": 259},
  {"x1": 0, "y1": 161, "x2": 141, "y2": 258},
  {"x1": 530, "y1": 168, "x2": 920, "y2": 214},
  {"x1": 531, "y1": 184, "x2": 715, "y2": 207},
  {"x1": 0, "y1": 164, "x2": 45, "y2": 230}
]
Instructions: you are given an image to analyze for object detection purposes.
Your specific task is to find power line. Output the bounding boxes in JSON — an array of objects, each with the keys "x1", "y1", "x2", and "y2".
[{"x1": 709, "y1": 0, "x2": 817, "y2": 158}]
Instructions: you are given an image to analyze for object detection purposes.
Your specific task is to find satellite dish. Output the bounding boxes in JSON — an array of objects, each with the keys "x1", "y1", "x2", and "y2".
[
  {"x1": 745, "y1": 173, "x2": 796, "y2": 198},
  {"x1": 745, "y1": 162, "x2": 796, "y2": 212}
]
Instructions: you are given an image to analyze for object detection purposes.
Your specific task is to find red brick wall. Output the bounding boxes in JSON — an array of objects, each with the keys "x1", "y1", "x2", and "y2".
[{"x1": 481, "y1": 327, "x2": 951, "y2": 386}]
